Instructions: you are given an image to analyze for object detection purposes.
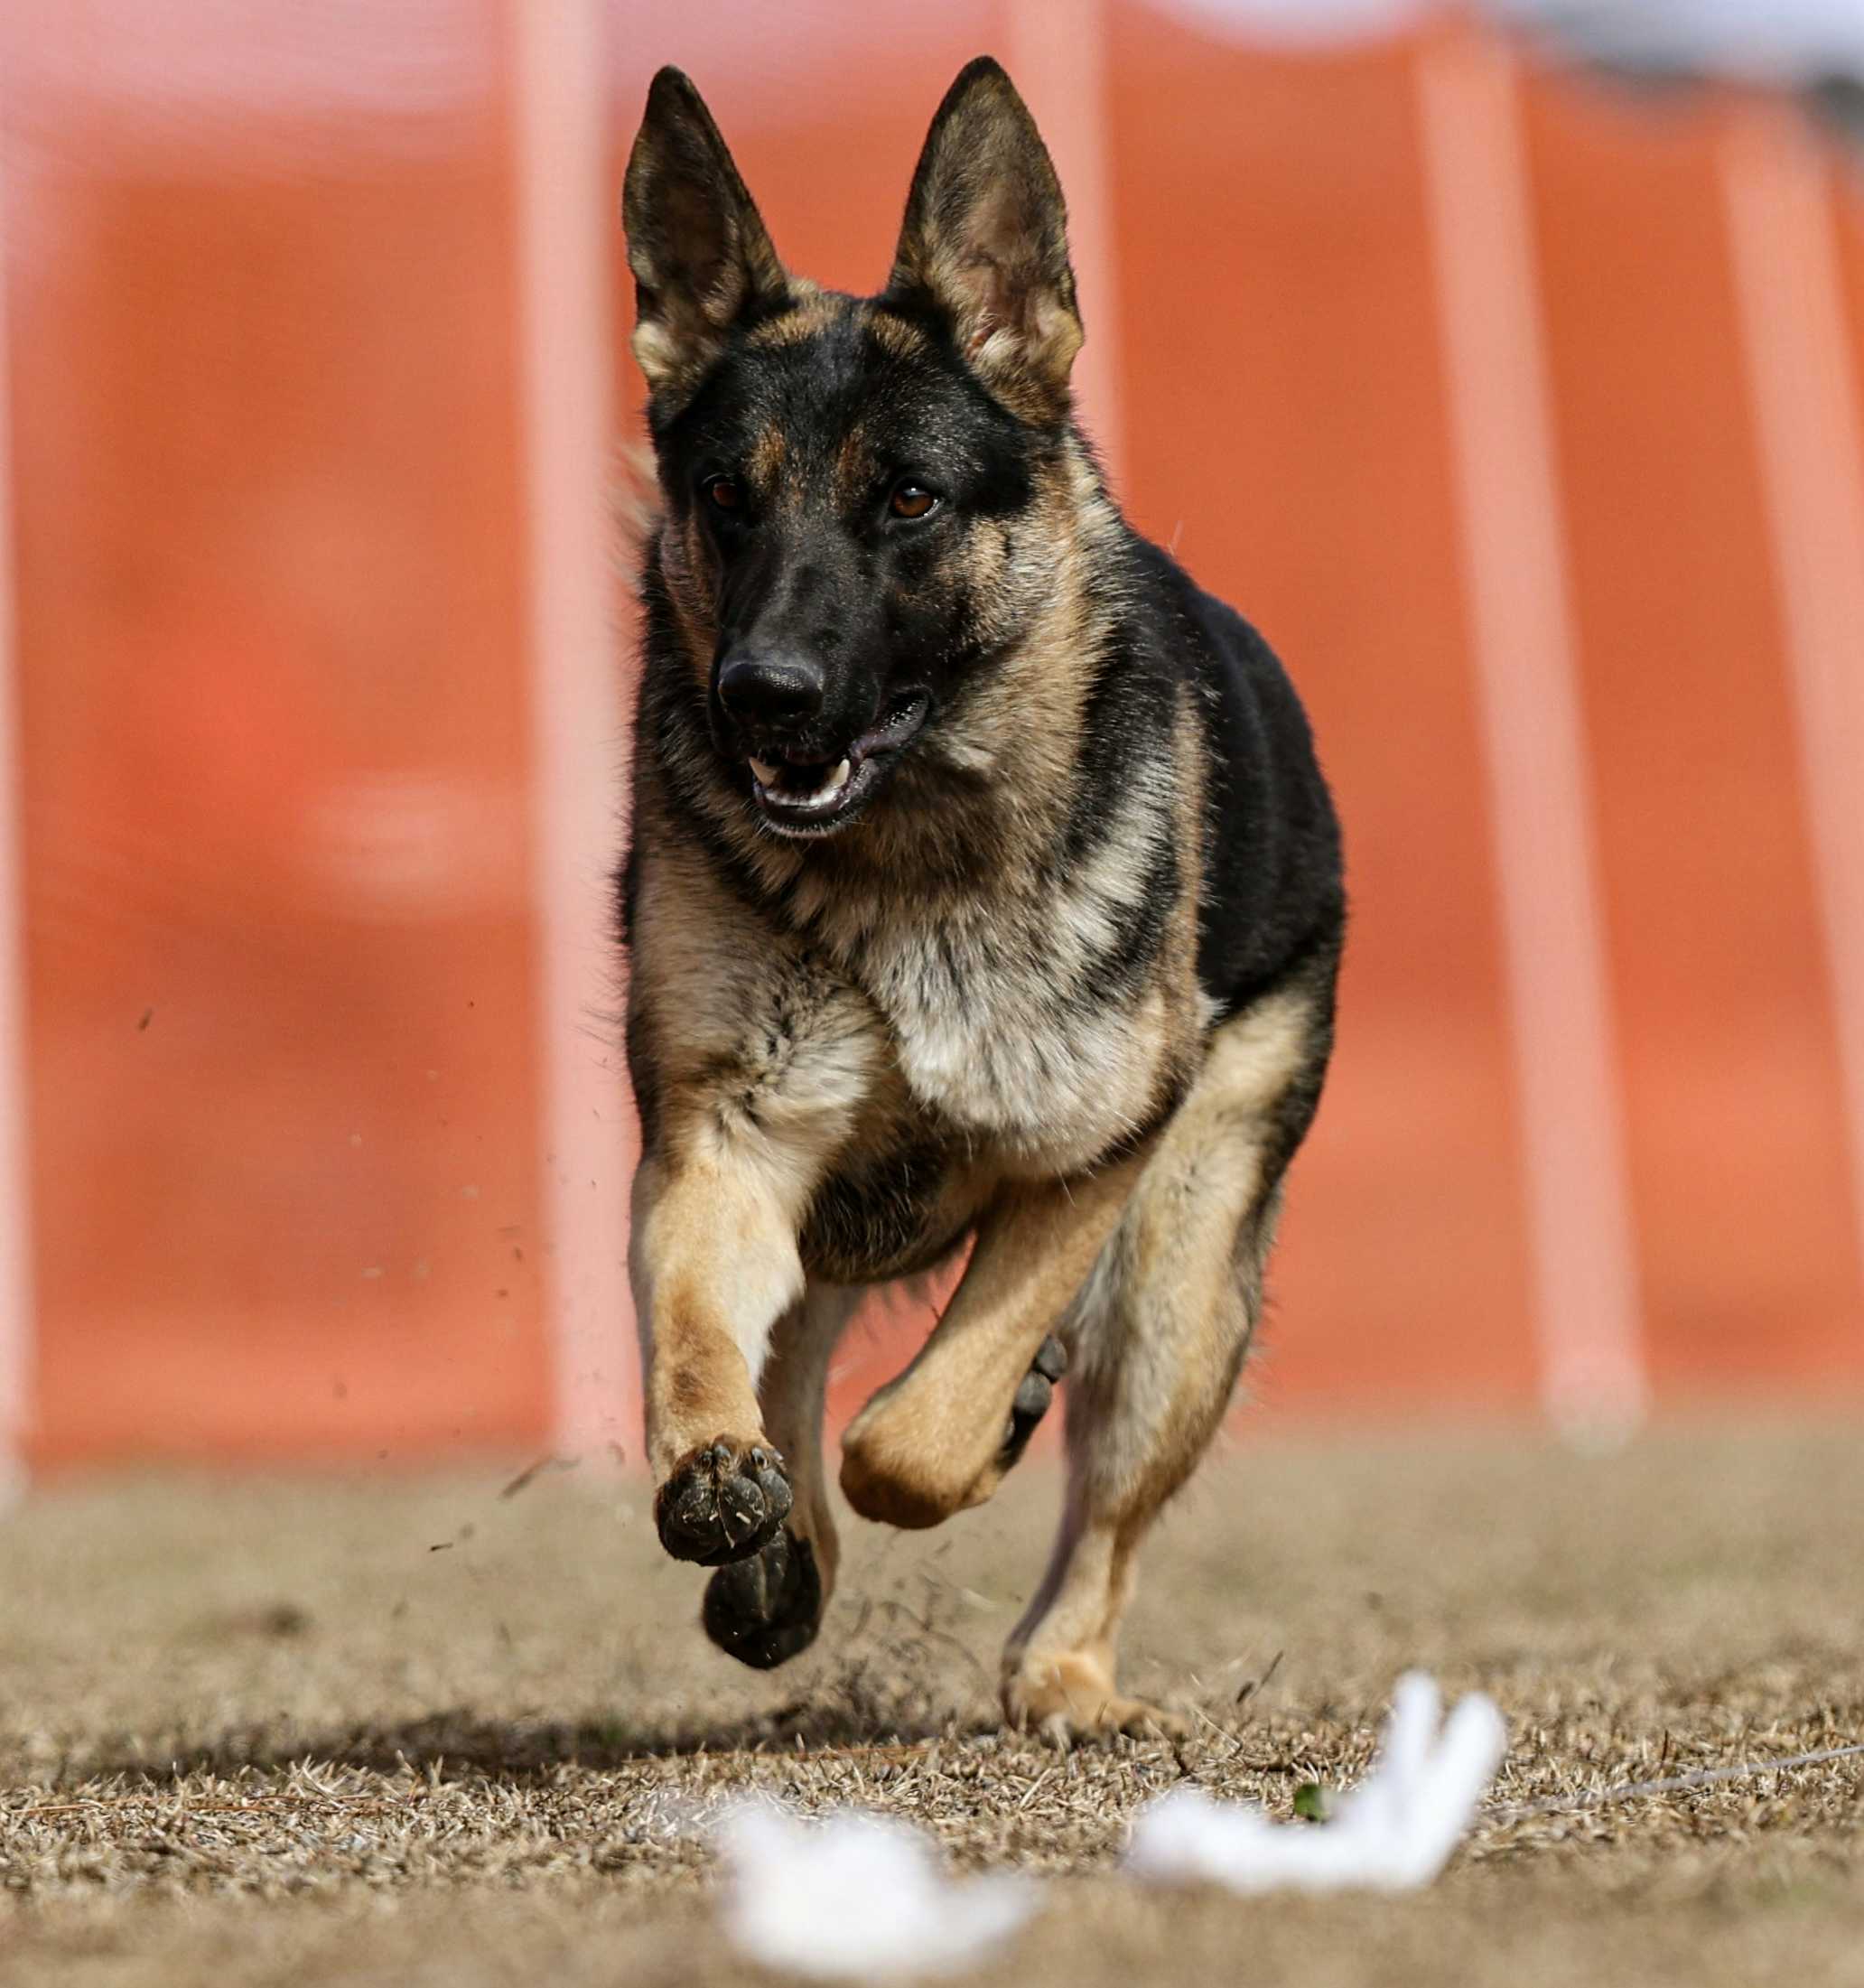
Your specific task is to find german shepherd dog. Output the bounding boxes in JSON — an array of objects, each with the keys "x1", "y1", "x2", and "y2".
[{"x1": 620, "y1": 57, "x2": 1343, "y2": 1734}]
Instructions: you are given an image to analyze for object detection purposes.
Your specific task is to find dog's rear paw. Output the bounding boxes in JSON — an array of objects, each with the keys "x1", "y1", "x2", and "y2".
[
  {"x1": 1003, "y1": 1650, "x2": 1188, "y2": 1741},
  {"x1": 703, "y1": 1526, "x2": 824, "y2": 1668},
  {"x1": 655, "y1": 1439, "x2": 792, "y2": 1567},
  {"x1": 1000, "y1": 1335, "x2": 1067, "y2": 1470}
]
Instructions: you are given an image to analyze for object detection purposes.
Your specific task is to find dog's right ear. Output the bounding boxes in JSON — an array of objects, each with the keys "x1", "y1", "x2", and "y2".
[{"x1": 622, "y1": 68, "x2": 788, "y2": 405}]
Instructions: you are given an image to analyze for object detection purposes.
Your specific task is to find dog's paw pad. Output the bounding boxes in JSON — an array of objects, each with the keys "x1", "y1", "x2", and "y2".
[
  {"x1": 656, "y1": 1438, "x2": 792, "y2": 1567},
  {"x1": 703, "y1": 1527, "x2": 824, "y2": 1669},
  {"x1": 1000, "y1": 1335, "x2": 1067, "y2": 1468}
]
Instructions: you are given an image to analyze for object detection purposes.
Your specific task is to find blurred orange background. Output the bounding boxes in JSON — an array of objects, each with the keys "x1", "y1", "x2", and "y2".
[{"x1": 3, "y1": 0, "x2": 1862, "y2": 1474}]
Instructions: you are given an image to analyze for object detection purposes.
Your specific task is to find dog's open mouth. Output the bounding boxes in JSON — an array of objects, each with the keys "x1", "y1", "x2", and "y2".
[{"x1": 745, "y1": 694, "x2": 928, "y2": 835}]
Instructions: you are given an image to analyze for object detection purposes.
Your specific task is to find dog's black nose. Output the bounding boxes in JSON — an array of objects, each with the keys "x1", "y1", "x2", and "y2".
[{"x1": 716, "y1": 655, "x2": 825, "y2": 728}]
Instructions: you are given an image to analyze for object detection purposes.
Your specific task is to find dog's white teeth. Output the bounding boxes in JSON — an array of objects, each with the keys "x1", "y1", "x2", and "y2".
[
  {"x1": 789, "y1": 759, "x2": 852, "y2": 807},
  {"x1": 753, "y1": 756, "x2": 853, "y2": 810}
]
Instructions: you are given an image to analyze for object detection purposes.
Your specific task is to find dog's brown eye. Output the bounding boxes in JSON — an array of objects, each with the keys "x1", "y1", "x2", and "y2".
[
  {"x1": 704, "y1": 476, "x2": 743, "y2": 512},
  {"x1": 890, "y1": 483, "x2": 938, "y2": 520}
]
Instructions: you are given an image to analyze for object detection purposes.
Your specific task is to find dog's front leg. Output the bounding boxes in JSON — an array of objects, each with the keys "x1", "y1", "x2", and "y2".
[{"x1": 630, "y1": 1150, "x2": 806, "y2": 1568}]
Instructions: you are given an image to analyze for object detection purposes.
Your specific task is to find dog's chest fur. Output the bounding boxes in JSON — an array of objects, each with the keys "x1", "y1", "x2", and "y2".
[
  {"x1": 848, "y1": 910, "x2": 1164, "y2": 1172},
  {"x1": 775, "y1": 731, "x2": 1193, "y2": 1191},
  {"x1": 790, "y1": 933, "x2": 1164, "y2": 1283},
  {"x1": 768, "y1": 902, "x2": 1189, "y2": 1302}
]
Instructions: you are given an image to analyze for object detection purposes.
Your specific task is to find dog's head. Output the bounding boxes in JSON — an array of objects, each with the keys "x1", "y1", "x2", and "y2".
[{"x1": 623, "y1": 59, "x2": 1089, "y2": 839}]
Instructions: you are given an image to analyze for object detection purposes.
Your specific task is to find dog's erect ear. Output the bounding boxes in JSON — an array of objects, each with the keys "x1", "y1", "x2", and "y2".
[
  {"x1": 886, "y1": 57, "x2": 1082, "y2": 417},
  {"x1": 623, "y1": 68, "x2": 788, "y2": 403}
]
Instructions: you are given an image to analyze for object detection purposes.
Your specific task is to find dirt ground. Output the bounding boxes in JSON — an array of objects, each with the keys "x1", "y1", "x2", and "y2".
[{"x1": 2, "y1": 1416, "x2": 1861, "y2": 1986}]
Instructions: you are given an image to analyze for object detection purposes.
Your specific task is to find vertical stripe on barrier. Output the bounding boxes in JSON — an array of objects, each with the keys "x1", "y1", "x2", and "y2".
[
  {"x1": 1004, "y1": 0, "x2": 1124, "y2": 479},
  {"x1": 1723, "y1": 106, "x2": 1864, "y2": 1310},
  {"x1": 1414, "y1": 31, "x2": 1647, "y2": 1440},
  {"x1": 512, "y1": 0, "x2": 638, "y2": 1468},
  {"x1": 0, "y1": 145, "x2": 30, "y2": 1503}
]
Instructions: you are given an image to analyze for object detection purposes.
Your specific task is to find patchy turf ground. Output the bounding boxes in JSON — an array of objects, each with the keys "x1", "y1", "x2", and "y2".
[{"x1": 2, "y1": 1417, "x2": 1860, "y2": 1985}]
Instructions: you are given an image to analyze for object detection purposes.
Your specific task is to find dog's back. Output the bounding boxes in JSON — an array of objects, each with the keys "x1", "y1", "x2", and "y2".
[{"x1": 1123, "y1": 534, "x2": 1344, "y2": 1017}]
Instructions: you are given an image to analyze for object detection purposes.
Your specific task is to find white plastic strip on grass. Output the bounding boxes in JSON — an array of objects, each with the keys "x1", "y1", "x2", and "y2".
[
  {"x1": 1489, "y1": 1738, "x2": 1864, "y2": 1824},
  {"x1": 1125, "y1": 1673, "x2": 1507, "y2": 1894},
  {"x1": 717, "y1": 1799, "x2": 1035, "y2": 1982},
  {"x1": 713, "y1": 1675, "x2": 1505, "y2": 1974}
]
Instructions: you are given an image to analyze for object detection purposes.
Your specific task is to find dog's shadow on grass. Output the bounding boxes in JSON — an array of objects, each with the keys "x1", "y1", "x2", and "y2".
[
  {"x1": 67, "y1": 1618, "x2": 1010, "y2": 1787},
  {"x1": 72, "y1": 1699, "x2": 999, "y2": 1788}
]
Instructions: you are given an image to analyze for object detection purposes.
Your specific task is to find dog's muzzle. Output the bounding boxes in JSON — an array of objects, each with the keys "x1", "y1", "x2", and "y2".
[{"x1": 737, "y1": 692, "x2": 930, "y2": 835}]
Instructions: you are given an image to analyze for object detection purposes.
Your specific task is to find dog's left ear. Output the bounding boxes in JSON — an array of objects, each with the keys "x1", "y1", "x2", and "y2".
[
  {"x1": 886, "y1": 57, "x2": 1082, "y2": 418},
  {"x1": 623, "y1": 67, "x2": 789, "y2": 406}
]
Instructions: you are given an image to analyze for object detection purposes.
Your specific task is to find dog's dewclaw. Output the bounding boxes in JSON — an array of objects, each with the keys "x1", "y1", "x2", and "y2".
[{"x1": 1002, "y1": 1335, "x2": 1068, "y2": 1467}]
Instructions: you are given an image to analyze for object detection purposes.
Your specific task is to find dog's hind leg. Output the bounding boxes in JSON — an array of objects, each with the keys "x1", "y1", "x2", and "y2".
[
  {"x1": 837, "y1": 1153, "x2": 1147, "y2": 1532},
  {"x1": 704, "y1": 1283, "x2": 861, "y2": 1668},
  {"x1": 1000, "y1": 983, "x2": 1330, "y2": 1737}
]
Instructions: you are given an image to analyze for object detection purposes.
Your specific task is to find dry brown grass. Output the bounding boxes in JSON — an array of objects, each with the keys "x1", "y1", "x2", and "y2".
[{"x1": 3, "y1": 1416, "x2": 1861, "y2": 1984}]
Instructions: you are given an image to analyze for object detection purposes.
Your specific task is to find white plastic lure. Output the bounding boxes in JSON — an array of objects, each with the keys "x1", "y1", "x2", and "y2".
[
  {"x1": 1124, "y1": 1671, "x2": 1508, "y2": 1894},
  {"x1": 717, "y1": 1797, "x2": 1034, "y2": 1981}
]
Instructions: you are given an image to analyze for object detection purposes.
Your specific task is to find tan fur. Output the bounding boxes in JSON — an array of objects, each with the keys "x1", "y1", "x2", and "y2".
[
  {"x1": 888, "y1": 67, "x2": 1083, "y2": 421},
  {"x1": 900, "y1": 234, "x2": 1082, "y2": 422},
  {"x1": 629, "y1": 1156, "x2": 793, "y2": 1482},
  {"x1": 756, "y1": 1284, "x2": 863, "y2": 1591},
  {"x1": 743, "y1": 283, "x2": 835, "y2": 350},
  {"x1": 747, "y1": 423, "x2": 788, "y2": 487},
  {"x1": 863, "y1": 305, "x2": 930, "y2": 361},
  {"x1": 640, "y1": 417, "x2": 1203, "y2": 1179},
  {"x1": 625, "y1": 194, "x2": 787, "y2": 406},
  {"x1": 1000, "y1": 988, "x2": 1319, "y2": 1732},
  {"x1": 628, "y1": 830, "x2": 889, "y2": 1477},
  {"x1": 657, "y1": 512, "x2": 720, "y2": 692},
  {"x1": 611, "y1": 444, "x2": 657, "y2": 565},
  {"x1": 838, "y1": 1153, "x2": 1149, "y2": 1529},
  {"x1": 622, "y1": 70, "x2": 794, "y2": 411},
  {"x1": 621, "y1": 61, "x2": 1337, "y2": 1731},
  {"x1": 625, "y1": 391, "x2": 1282, "y2": 1722}
]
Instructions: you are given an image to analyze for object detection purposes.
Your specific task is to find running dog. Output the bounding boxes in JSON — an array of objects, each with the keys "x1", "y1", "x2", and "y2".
[{"x1": 619, "y1": 56, "x2": 1344, "y2": 1733}]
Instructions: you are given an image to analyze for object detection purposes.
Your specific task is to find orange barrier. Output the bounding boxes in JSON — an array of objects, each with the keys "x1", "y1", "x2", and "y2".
[
  {"x1": 9, "y1": 63, "x2": 552, "y2": 1467},
  {"x1": 4, "y1": 4, "x2": 1861, "y2": 1471}
]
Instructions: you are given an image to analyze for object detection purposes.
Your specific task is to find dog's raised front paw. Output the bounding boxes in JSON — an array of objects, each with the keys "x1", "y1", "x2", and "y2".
[{"x1": 655, "y1": 1438, "x2": 792, "y2": 1567}]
